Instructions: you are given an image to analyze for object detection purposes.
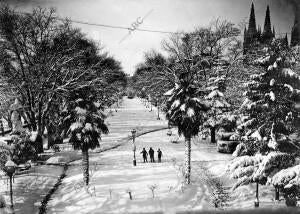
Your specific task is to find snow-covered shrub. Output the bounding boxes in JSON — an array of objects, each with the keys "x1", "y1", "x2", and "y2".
[
  {"x1": 9, "y1": 131, "x2": 37, "y2": 165},
  {"x1": 0, "y1": 142, "x2": 10, "y2": 168},
  {"x1": 148, "y1": 184, "x2": 158, "y2": 198}
]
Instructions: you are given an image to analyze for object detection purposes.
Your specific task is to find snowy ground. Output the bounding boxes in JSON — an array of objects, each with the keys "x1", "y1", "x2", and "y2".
[
  {"x1": 47, "y1": 98, "x2": 232, "y2": 214},
  {"x1": 0, "y1": 165, "x2": 64, "y2": 214},
  {"x1": 0, "y1": 97, "x2": 287, "y2": 214}
]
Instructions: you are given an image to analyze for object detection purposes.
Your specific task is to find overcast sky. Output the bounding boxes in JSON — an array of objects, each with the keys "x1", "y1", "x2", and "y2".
[{"x1": 1, "y1": 0, "x2": 296, "y2": 75}]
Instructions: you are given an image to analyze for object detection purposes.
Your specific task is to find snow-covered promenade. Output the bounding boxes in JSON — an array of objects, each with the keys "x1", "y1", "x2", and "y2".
[
  {"x1": 0, "y1": 98, "x2": 283, "y2": 214},
  {"x1": 46, "y1": 98, "x2": 229, "y2": 213}
]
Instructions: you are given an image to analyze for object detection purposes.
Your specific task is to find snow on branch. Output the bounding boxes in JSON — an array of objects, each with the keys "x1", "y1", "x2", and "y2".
[
  {"x1": 269, "y1": 164, "x2": 300, "y2": 189},
  {"x1": 281, "y1": 68, "x2": 300, "y2": 81},
  {"x1": 253, "y1": 152, "x2": 295, "y2": 181}
]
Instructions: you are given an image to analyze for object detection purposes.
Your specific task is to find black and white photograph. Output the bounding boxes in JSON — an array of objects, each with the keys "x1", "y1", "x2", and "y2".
[{"x1": 0, "y1": 0, "x2": 299, "y2": 213}]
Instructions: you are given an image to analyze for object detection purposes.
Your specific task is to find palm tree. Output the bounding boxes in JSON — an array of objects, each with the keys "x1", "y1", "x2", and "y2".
[
  {"x1": 166, "y1": 73, "x2": 209, "y2": 184},
  {"x1": 64, "y1": 87, "x2": 108, "y2": 185}
]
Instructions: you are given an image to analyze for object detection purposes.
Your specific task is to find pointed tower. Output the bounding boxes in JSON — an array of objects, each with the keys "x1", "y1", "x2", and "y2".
[
  {"x1": 262, "y1": 5, "x2": 273, "y2": 42},
  {"x1": 248, "y1": 3, "x2": 257, "y2": 37},
  {"x1": 291, "y1": 15, "x2": 300, "y2": 47}
]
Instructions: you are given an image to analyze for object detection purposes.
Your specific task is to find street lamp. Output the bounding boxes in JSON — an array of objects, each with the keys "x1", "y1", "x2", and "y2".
[
  {"x1": 3, "y1": 160, "x2": 16, "y2": 211},
  {"x1": 254, "y1": 181, "x2": 259, "y2": 208},
  {"x1": 275, "y1": 185, "x2": 280, "y2": 201},
  {"x1": 131, "y1": 129, "x2": 137, "y2": 166},
  {"x1": 156, "y1": 100, "x2": 160, "y2": 120}
]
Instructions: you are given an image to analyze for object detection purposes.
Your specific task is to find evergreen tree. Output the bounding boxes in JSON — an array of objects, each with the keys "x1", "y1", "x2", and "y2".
[
  {"x1": 238, "y1": 39, "x2": 300, "y2": 152},
  {"x1": 203, "y1": 75, "x2": 231, "y2": 143},
  {"x1": 229, "y1": 40, "x2": 300, "y2": 198},
  {"x1": 63, "y1": 86, "x2": 108, "y2": 185}
]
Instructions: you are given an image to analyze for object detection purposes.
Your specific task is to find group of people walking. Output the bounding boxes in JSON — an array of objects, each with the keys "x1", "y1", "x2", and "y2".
[{"x1": 141, "y1": 147, "x2": 162, "y2": 163}]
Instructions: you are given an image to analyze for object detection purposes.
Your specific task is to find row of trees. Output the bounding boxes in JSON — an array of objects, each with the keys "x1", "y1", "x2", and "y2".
[
  {"x1": 132, "y1": 19, "x2": 243, "y2": 184},
  {"x1": 131, "y1": 17, "x2": 300, "y2": 198},
  {"x1": 0, "y1": 7, "x2": 127, "y2": 185}
]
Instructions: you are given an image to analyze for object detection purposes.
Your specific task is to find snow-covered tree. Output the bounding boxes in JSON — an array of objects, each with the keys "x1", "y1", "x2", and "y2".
[
  {"x1": 229, "y1": 39, "x2": 300, "y2": 201},
  {"x1": 63, "y1": 87, "x2": 108, "y2": 185},
  {"x1": 229, "y1": 151, "x2": 295, "y2": 190},
  {"x1": 166, "y1": 73, "x2": 209, "y2": 184},
  {"x1": 203, "y1": 75, "x2": 231, "y2": 143},
  {"x1": 238, "y1": 39, "x2": 300, "y2": 154}
]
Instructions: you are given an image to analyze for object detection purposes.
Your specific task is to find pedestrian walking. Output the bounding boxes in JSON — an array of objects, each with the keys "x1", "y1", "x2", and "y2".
[
  {"x1": 157, "y1": 148, "x2": 162, "y2": 163},
  {"x1": 141, "y1": 148, "x2": 148, "y2": 163},
  {"x1": 149, "y1": 147, "x2": 155, "y2": 162}
]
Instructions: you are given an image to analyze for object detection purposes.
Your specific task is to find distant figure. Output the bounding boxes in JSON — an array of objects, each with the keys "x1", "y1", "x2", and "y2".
[
  {"x1": 141, "y1": 148, "x2": 148, "y2": 163},
  {"x1": 157, "y1": 148, "x2": 162, "y2": 163},
  {"x1": 149, "y1": 147, "x2": 155, "y2": 162}
]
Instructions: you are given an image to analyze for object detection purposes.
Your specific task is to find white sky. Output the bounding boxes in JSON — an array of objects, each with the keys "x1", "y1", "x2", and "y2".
[{"x1": 2, "y1": 0, "x2": 295, "y2": 75}]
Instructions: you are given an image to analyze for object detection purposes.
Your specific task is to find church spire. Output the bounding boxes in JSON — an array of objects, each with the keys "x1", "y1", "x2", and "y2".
[
  {"x1": 248, "y1": 2, "x2": 257, "y2": 36},
  {"x1": 262, "y1": 5, "x2": 273, "y2": 42}
]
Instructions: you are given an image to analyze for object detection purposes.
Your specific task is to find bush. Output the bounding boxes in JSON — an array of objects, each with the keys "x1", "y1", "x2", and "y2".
[
  {"x1": 9, "y1": 131, "x2": 37, "y2": 165},
  {"x1": 0, "y1": 148, "x2": 10, "y2": 168}
]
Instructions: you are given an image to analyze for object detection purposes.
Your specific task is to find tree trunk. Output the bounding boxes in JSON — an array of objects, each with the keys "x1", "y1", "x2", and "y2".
[
  {"x1": 184, "y1": 136, "x2": 191, "y2": 184},
  {"x1": 82, "y1": 148, "x2": 89, "y2": 186},
  {"x1": 210, "y1": 127, "x2": 216, "y2": 143},
  {"x1": 47, "y1": 124, "x2": 55, "y2": 149}
]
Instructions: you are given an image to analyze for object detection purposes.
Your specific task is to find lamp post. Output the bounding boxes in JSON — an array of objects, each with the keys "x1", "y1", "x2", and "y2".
[
  {"x1": 275, "y1": 185, "x2": 280, "y2": 201},
  {"x1": 131, "y1": 129, "x2": 137, "y2": 166},
  {"x1": 157, "y1": 100, "x2": 160, "y2": 120},
  {"x1": 3, "y1": 160, "x2": 16, "y2": 212},
  {"x1": 254, "y1": 181, "x2": 259, "y2": 208}
]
